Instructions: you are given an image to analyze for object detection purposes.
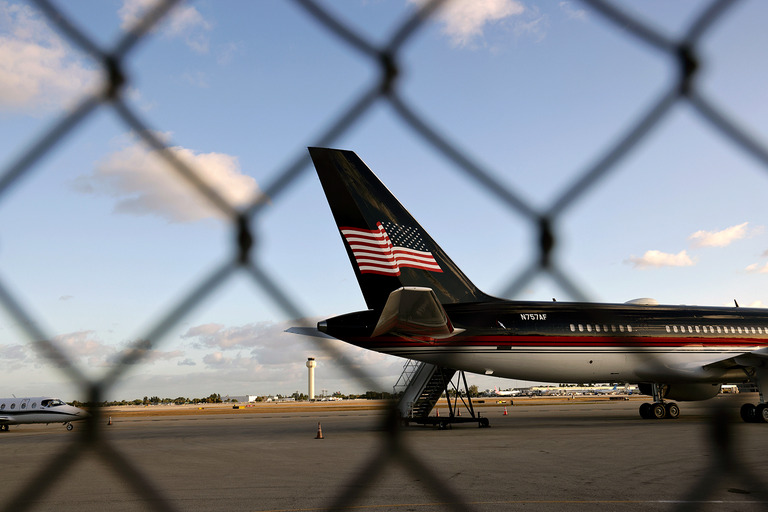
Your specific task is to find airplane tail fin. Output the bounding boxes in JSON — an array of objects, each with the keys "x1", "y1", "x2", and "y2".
[{"x1": 309, "y1": 147, "x2": 495, "y2": 311}]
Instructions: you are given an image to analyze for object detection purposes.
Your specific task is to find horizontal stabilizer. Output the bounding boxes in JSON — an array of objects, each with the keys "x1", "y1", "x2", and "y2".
[
  {"x1": 284, "y1": 326, "x2": 336, "y2": 339},
  {"x1": 371, "y1": 287, "x2": 463, "y2": 339}
]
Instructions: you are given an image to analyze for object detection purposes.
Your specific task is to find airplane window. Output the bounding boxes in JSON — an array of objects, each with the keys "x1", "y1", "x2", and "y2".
[
  {"x1": 695, "y1": 326, "x2": 700, "y2": 333},
  {"x1": 737, "y1": 327, "x2": 742, "y2": 334},
  {"x1": 595, "y1": 325, "x2": 601, "y2": 332},
  {"x1": 611, "y1": 326, "x2": 617, "y2": 332},
  {"x1": 587, "y1": 325, "x2": 592, "y2": 332},
  {"x1": 21, "y1": 403, "x2": 26, "y2": 409},
  {"x1": 627, "y1": 325, "x2": 632, "y2": 333},
  {"x1": 0, "y1": 404, "x2": 4, "y2": 410},
  {"x1": 578, "y1": 325, "x2": 584, "y2": 332},
  {"x1": 570, "y1": 324, "x2": 575, "y2": 332},
  {"x1": 687, "y1": 326, "x2": 693, "y2": 333},
  {"x1": 31, "y1": 403, "x2": 36, "y2": 408},
  {"x1": 603, "y1": 325, "x2": 608, "y2": 332},
  {"x1": 666, "y1": 326, "x2": 671, "y2": 333},
  {"x1": 673, "y1": 326, "x2": 678, "y2": 333},
  {"x1": 10, "y1": 403, "x2": 15, "y2": 410},
  {"x1": 717, "y1": 326, "x2": 722, "y2": 333},
  {"x1": 751, "y1": 327, "x2": 756, "y2": 334},
  {"x1": 619, "y1": 325, "x2": 625, "y2": 332}
]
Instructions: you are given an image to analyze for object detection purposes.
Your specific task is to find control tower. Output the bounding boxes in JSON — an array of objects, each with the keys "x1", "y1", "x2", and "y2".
[{"x1": 306, "y1": 357, "x2": 316, "y2": 400}]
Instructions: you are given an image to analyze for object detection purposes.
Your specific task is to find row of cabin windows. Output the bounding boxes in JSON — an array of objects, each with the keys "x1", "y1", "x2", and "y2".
[
  {"x1": 665, "y1": 325, "x2": 767, "y2": 335},
  {"x1": 568, "y1": 324, "x2": 767, "y2": 336},
  {"x1": 570, "y1": 324, "x2": 633, "y2": 333},
  {"x1": 0, "y1": 402, "x2": 37, "y2": 411}
]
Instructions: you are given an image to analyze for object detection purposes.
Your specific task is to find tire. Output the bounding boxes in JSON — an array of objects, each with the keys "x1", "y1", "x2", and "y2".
[
  {"x1": 651, "y1": 403, "x2": 666, "y2": 419},
  {"x1": 740, "y1": 403, "x2": 756, "y2": 423},
  {"x1": 757, "y1": 404, "x2": 768, "y2": 423},
  {"x1": 639, "y1": 403, "x2": 652, "y2": 419},
  {"x1": 665, "y1": 402, "x2": 680, "y2": 419}
]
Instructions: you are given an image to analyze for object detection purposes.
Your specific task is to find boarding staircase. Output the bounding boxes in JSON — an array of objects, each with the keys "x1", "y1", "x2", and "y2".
[
  {"x1": 395, "y1": 361, "x2": 456, "y2": 419},
  {"x1": 394, "y1": 361, "x2": 488, "y2": 427}
]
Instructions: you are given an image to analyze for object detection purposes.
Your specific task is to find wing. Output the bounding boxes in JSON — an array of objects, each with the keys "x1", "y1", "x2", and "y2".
[
  {"x1": 0, "y1": 416, "x2": 13, "y2": 425},
  {"x1": 703, "y1": 346, "x2": 768, "y2": 372}
]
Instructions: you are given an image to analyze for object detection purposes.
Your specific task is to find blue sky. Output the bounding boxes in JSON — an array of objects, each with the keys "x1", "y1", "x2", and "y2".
[{"x1": 1, "y1": 0, "x2": 768, "y2": 401}]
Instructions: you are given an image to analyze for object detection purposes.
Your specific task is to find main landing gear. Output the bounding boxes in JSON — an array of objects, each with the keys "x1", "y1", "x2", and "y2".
[
  {"x1": 740, "y1": 369, "x2": 768, "y2": 423},
  {"x1": 638, "y1": 384, "x2": 679, "y2": 420},
  {"x1": 739, "y1": 403, "x2": 768, "y2": 423},
  {"x1": 639, "y1": 401, "x2": 679, "y2": 419}
]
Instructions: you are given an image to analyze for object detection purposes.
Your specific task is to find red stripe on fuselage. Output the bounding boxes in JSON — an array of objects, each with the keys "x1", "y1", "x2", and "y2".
[{"x1": 342, "y1": 335, "x2": 768, "y2": 350}]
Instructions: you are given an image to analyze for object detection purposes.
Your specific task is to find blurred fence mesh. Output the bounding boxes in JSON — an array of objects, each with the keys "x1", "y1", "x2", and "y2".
[{"x1": 2, "y1": 0, "x2": 768, "y2": 510}]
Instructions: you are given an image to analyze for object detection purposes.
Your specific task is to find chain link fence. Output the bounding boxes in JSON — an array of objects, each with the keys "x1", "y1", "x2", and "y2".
[{"x1": 2, "y1": 0, "x2": 768, "y2": 510}]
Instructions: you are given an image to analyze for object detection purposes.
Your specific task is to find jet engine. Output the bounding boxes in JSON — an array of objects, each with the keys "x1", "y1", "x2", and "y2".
[{"x1": 638, "y1": 382, "x2": 720, "y2": 401}]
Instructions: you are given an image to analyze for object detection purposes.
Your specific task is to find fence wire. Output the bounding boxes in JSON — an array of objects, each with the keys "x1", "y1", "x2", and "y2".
[{"x1": 2, "y1": 0, "x2": 768, "y2": 510}]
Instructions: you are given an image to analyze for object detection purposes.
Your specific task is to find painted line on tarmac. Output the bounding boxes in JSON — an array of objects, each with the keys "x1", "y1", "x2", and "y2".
[{"x1": 253, "y1": 499, "x2": 768, "y2": 511}]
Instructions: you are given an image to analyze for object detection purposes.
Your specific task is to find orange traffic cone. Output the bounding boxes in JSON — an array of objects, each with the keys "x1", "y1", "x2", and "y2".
[
  {"x1": 503, "y1": 407, "x2": 508, "y2": 416},
  {"x1": 108, "y1": 416, "x2": 112, "y2": 425},
  {"x1": 436, "y1": 409, "x2": 440, "y2": 417},
  {"x1": 457, "y1": 409, "x2": 461, "y2": 417},
  {"x1": 315, "y1": 422, "x2": 324, "y2": 439}
]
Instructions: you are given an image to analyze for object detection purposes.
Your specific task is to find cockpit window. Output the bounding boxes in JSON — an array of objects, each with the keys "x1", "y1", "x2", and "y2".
[{"x1": 41, "y1": 399, "x2": 65, "y2": 408}]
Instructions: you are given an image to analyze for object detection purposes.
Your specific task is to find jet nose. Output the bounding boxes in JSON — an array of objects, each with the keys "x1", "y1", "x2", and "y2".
[
  {"x1": 318, "y1": 320, "x2": 328, "y2": 334},
  {"x1": 73, "y1": 407, "x2": 90, "y2": 418}
]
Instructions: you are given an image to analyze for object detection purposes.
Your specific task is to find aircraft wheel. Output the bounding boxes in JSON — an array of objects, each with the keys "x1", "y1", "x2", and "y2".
[
  {"x1": 66, "y1": 423, "x2": 74, "y2": 431},
  {"x1": 757, "y1": 404, "x2": 768, "y2": 423},
  {"x1": 651, "y1": 403, "x2": 666, "y2": 419},
  {"x1": 479, "y1": 417, "x2": 490, "y2": 428},
  {"x1": 665, "y1": 402, "x2": 680, "y2": 419},
  {"x1": 740, "y1": 403, "x2": 757, "y2": 423},
  {"x1": 639, "y1": 403, "x2": 652, "y2": 419}
]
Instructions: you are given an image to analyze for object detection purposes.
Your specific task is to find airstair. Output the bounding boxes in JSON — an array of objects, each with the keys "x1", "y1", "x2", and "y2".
[{"x1": 394, "y1": 360, "x2": 489, "y2": 429}]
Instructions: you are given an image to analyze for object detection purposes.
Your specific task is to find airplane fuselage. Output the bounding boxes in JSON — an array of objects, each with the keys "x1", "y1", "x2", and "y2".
[
  {"x1": 322, "y1": 300, "x2": 768, "y2": 386},
  {"x1": 0, "y1": 397, "x2": 88, "y2": 430}
]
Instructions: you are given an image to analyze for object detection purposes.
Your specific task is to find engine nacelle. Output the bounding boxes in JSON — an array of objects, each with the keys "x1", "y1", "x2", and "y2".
[{"x1": 638, "y1": 383, "x2": 721, "y2": 402}]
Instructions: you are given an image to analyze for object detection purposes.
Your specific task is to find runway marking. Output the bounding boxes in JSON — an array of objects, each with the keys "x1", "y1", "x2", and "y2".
[{"x1": 254, "y1": 499, "x2": 768, "y2": 511}]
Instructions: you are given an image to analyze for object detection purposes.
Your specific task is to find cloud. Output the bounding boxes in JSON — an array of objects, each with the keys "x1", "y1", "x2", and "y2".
[
  {"x1": 50, "y1": 331, "x2": 184, "y2": 369},
  {"x1": 746, "y1": 262, "x2": 768, "y2": 274},
  {"x1": 626, "y1": 250, "x2": 695, "y2": 269},
  {"x1": 559, "y1": 1, "x2": 587, "y2": 21},
  {"x1": 183, "y1": 322, "x2": 270, "y2": 350},
  {"x1": 410, "y1": 0, "x2": 526, "y2": 47},
  {"x1": 0, "y1": 1, "x2": 99, "y2": 113},
  {"x1": 119, "y1": 0, "x2": 211, "y2": 53},
  {"x1": 689, "y1": 222, "x2": 749, "y2": 248},
  {"x1": 75, "y1": 132, "x2": 258, "y2": 223},
  {"x1": 183, "y1": 321, "x2": 324, "y2": 365}
]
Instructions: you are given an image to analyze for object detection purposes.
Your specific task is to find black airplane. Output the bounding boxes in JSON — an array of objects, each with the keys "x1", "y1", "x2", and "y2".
[{"x1": 308, "y1": 147, "x2": 768, "y2": 422}]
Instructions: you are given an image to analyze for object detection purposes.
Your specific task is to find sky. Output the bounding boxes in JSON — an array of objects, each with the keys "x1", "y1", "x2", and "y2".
[{"x1": 1, "y1": 0, "x2": 768, "y2": 401}]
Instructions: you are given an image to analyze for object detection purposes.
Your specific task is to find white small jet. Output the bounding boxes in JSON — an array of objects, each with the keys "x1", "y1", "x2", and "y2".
[{"x1": 0, "y1": 397, "x2": 89, "y2": 431}]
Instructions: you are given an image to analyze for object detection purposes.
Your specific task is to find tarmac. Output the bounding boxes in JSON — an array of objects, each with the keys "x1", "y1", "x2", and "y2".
[{"x1": 3, "y1": 395, "x2": 768, "y2": 512}]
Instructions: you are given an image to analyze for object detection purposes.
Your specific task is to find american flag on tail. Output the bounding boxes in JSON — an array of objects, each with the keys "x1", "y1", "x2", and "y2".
[{"x1": 340, "y1": 221, "x2": 442, "y2": 276}]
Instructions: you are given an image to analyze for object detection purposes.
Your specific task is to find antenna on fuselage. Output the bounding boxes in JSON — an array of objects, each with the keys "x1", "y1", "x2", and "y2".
[{"x1": 734, "y1": 299, "x2": 740, "y2": 307}]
